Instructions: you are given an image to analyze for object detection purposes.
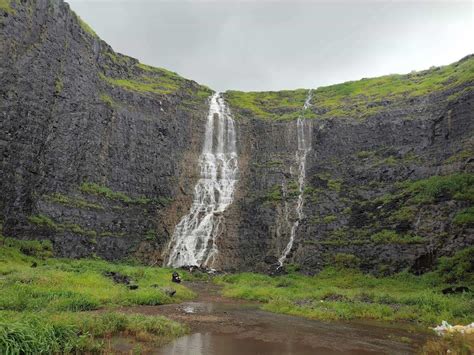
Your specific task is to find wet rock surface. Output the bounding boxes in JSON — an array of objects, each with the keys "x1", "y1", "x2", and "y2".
[
  {"x1": 0, "y1": 0, "x2": 473, "y2": 273},
  {"x1": 0, "y1": 0, "x2": 207, "y2": 263},
  {"x1": 220, "y1": 80, "x2": 474, "y2": 273}
]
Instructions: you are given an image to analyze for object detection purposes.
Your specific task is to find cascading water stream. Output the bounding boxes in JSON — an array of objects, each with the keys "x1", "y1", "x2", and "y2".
[
  {"x1": 278, "y1": 90, "x2": 313, "y2": 266},
  {"x1": 166, "y1": 93, "x2": 238, "y2": 268}
]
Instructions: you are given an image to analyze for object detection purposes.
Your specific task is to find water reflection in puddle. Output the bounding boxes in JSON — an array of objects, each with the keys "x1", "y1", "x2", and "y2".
[
  {"x1": 128, "y1": 299, "x2": 427, "y2": 354},
  {"x1": 156, "y1": 332, "x2": 320, "y2": 355},
  {"x1": 181, "y1": 302, "x2": 215, "y2": 314}
]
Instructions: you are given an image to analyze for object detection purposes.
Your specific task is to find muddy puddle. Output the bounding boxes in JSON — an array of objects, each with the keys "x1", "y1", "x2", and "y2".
[{"x1": 116, "y1": 282, "x2": 431, "y2": 354}]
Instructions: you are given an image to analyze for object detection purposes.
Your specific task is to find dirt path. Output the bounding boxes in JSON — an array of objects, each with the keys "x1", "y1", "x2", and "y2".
[{"x1": 116, "y1": 281, "x2": 431, "y2": 354}]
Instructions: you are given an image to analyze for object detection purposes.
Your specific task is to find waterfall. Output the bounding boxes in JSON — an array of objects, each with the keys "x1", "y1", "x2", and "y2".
[
  {"x1": 278, "y1": 90, "x2": 313, "y2": 266},
  {"x1": 166, "y1": 93, "x2": 238, "y2": 268}
]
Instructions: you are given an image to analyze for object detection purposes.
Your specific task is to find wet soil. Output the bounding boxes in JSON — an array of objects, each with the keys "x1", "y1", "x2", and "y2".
[{"x1": 114, "y1": 281, "x2": 432, "y2": 354}]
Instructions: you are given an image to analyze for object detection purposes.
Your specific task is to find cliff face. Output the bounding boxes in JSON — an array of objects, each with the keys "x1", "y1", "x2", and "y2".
[
  {"x1": 0, "y1": 0, "x2": 210, "y2": 262},
  {"x1": 1, "y1": 0, "x2": 473, "y2": 273},
  {"x1": 221, "y1": 78, "x2": 473, "y2": 273}
]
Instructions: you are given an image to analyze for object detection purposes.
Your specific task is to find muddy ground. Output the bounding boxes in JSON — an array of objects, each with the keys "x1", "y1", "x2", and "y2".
[{"x1": 111, "y1": 281, "x2": 433, "y2": 354}]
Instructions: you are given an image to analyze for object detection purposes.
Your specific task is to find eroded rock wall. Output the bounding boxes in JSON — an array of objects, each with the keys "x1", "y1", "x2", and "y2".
[
  {"x1": 1, "y1": 0, "x2": 472, "y2": 273},
  {"x1": 220, "y1": 83, "x2": 473, "y2": 273},
  {"x1": 0, "y1": 0, "x2": 209, "y2": 262}
]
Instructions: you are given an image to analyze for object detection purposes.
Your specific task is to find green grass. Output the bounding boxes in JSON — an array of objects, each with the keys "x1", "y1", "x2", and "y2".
[
  {"x1": 54, "y1": 77, "x2": 63, "y2": 95},
  {"x1": 264, "y1": 184, "x2": 283, "y2": 202},
  {"x1": 101, "y1": 74, "x2": 182, "y2": 96},
  {"x1": 404, "y1": 173, "x2": 474, "y2": 204},
  {"x1": 28, "y1": 214, "x2": 99, "y2": 238},
  {"x1": 309, "y1": 56, "x2": 473, "y2": 119},
  {"x1": 99, "y1": 93, "x2": 118, "y2": 108},
  {"x1": 225, "y1": 89, "x2": 310, "y2": 121},
  {"x1": 333, "y1": 253, "x2": 360, "y2": 269},
  {"x1": 436, "y1": 247, "x2": 474, "y2": 284},
  {"x1": 99, "y1": 61, "x2": 203, "y2": 96},
  {"x1": 453, "y1": 207, "x2": 474, "y2": 225},
  {"x1": 0, "y1": 237, "x2": 191, "y2": 353},
  {"x1": 226, "y1": 56, "x2": 474, "y2": 121},
  {"x1": 46, "y1": 192, "x2": 103, "y2": 211},
  {"x1": 216, "y1": 263, "x2": 473, "y2": 326},
  {"x1": 0, "y1": 311, "x2": 186, "y2": 354},
  {"x1": 370, "y1": 230, "x2": 424, "y2": 245},
  {"x1": 323, "y1": 215, "x2": 337, "y2": 224},
  {"x1": 373, "y1": 173, "x2": 473, "y2": 228},
  {"x1": 0, "y1": 0, "x2": 14, "y2": 14},
  {"x1": 0, "y1": 237, "x2": 195, "y2": 310},
  {"x1": 76, "y1": 15, "x2": 97, "y2": 37},
  {"x1": 80, "y1": 182, "x2": 151, "y2": 204},
  {"x1": 445, "y1": 149, "x2": 473, "y2": 164}
]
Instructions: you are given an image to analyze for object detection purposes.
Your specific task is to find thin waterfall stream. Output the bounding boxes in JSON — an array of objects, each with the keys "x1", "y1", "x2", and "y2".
[
  {"x1": 166, "y1": 93, "x2": 238, "y2": 268},
  {"x1": 278, "y1": 90, "x2": 313, "y2": 266}
]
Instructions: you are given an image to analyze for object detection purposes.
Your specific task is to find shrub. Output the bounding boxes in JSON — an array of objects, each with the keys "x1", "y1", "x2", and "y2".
[
  {"x1": 0, "y1": 237, "x2": 53, "y2": 259},
  {"x1": 323, "y1": 215, "x2": 337, "y2": 224},
  {"x1": 28, "y1": 215, "x2": 60, "y2": 231},
  {"x1": 406, "y1": 173, "x2": 474, "y2": 204},
  {"x1": 453, "y1": 206, "x2": 474, "y2": 225},
  {"x1": 371, "y1": 230, "x2": 424, "y2": 244},
  {"x1": 333, "y1": 253, "x2": 360, "y2": 269},
  {"x1": 436, "y1": 247, "x2": 474, "y2": 284}
]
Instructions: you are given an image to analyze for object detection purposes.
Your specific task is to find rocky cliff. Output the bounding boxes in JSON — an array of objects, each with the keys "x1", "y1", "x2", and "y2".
[
  {"x1": 0, "y1": 0, "x2": 211, "y2": 262},
  {"x1": 1, "y1": 0, "x2": 473, "y2": 273}
]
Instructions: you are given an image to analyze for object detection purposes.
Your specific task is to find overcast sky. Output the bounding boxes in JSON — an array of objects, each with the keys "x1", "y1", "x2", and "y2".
[{"x1": 67, "y1": 0, "x2": 474, "y2": 92}]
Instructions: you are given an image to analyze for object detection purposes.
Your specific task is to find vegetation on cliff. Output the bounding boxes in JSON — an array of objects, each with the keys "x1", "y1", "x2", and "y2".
[
  {"x1": 99, "y1": 53, "x2": 212, "y2": 99},
  {"x1": 217, "y1": 250, "x2": 473, "y2": 326},
  {"x1": 0, "y1": 237, "x2": 191, "y2": 353},
  {"x1": 308, "y1": 55, "x2": 474, "y2": 120},
  {"x1": 225, "y1": 89, "x2": 310, "y2": 121},
  {"x1": 301, "y1": 172, "x2": 473, "y2": 253},
  {"x1": 226, "y1": 55, "x2": 474, "y2": 121},
  {"x1": 0, "y1": 0, "x2": 13, "y2": 14}
]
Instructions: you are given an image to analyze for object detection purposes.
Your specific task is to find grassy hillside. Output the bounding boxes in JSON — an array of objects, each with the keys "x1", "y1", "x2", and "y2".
[{"x1": 226, "y1": 55, "x2": 474, "y2": 121}]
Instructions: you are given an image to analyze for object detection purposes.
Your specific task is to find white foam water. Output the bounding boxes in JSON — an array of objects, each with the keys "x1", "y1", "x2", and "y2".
[
  {"x1": 167, "y1": 93, "x2": 238, "y2": 268},
  {"x1": 279, "y1": 90, "x2": 313, "y2": 266}
]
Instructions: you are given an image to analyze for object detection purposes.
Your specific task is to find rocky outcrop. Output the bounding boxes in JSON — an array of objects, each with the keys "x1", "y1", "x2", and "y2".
[
  {"x1": 1, "y1": 0, "x2": 472, "y2": 273},
  {"x1": 220, "y1": 76, "x2": 474, "y2": 273},
  {"x1": 0, "y1": 0, "x2": 210, "y2": 262}
]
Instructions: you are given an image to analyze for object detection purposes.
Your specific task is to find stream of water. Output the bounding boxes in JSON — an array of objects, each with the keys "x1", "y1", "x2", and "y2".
[
  {"x1": 279, "y1": 90, "x2": 313, "y2": 266},
  {"x1": 166, "y1": 93, "x2": 238, "y2": 268}
]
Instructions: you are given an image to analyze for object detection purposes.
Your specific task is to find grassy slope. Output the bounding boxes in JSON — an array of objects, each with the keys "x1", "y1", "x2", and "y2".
[
  {"x1": 216, "y1": 254, "x2": 473, "y2": 327},
  {"x1": 225, "y1": 89, "x2": 310, "y2": 121},
  {"x1": 226, "y1": 55, "x2": 474, "y2": 121},
  {"x1": 0, "y1": 237, "x2": 192, "y2": 353},
  {"x1": 65, "y1": 7, "x2": 213, "y2": 100},
  {"x1": 99, "y1": 52, "x2": 212, "y2": 98}
]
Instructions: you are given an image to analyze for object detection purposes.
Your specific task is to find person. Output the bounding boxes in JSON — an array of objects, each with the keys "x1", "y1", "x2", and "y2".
[{"x1": 172, "y1": 271, "x2": 181, "y2": 283}]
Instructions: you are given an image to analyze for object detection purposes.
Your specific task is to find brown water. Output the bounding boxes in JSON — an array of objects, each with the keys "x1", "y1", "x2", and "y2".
[
  {"x1": 116, "y1": 282, "x2": 430, "y2": 354},
  {"x1": 156, "y1": 332, "x2": 319, "y2": 355}
]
